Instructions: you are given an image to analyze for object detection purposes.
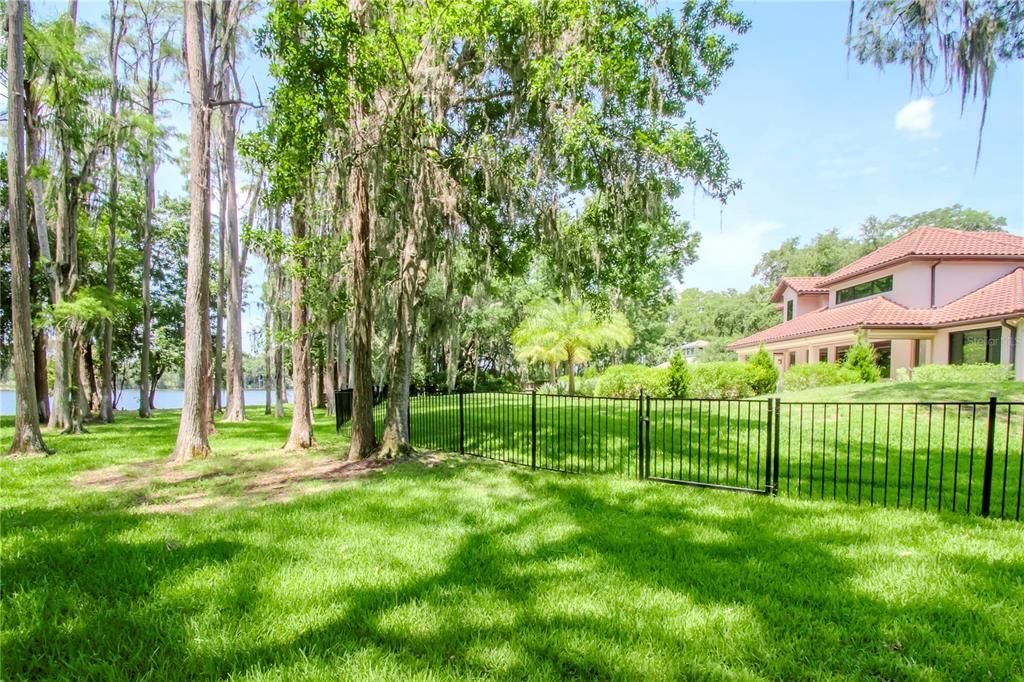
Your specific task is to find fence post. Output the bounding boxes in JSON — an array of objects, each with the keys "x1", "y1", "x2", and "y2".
[
  {"x1": 765, "y1": 398, "x2": 773, "y2": 494},
  {"x1": 404, "y1": 392, "x2": 412, "y2": 446},
  {"x1": 981, "y1": 395, "x2": 997, "y2": 517},
  {"x1": 459, "y1": 392, "x2": 465, "y2": 455},
  {"x1": 531, "y1": 390, "x2": 537, "y2": 469},
  {"x1": 644, "y1": 395, "x2": 651, "y2": 479},
  {"x1": 773, "y1": 398, "x2": 782, "y2": 495},
  {"x1": 634, "y1": 387, "x2": 643, "y2": 477}
]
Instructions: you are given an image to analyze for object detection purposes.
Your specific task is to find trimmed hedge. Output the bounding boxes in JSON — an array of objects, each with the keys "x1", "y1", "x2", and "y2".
[
  {"x1": 911, "y1": 363, "x2": 1011, "y2": 383},
  {"x1": 688, "y1": 362, "x2": 757, "y2": 399},
  {"x1": 783, "y1": 362, "x2": 862, "y2": 392}
]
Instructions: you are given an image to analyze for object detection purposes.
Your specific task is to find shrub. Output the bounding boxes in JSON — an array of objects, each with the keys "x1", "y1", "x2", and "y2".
[
  {"x1": 783, "y1": 362, "x2": 862, "y2": 392},
  {"x1": 593, "y1": 364, "x2": 670, "y2": 398},
  {"x1": 667, "y1": 354, "x2": 689, "y2": 398},
  {"x1": 689, "y1": 362, "x2": 756, "y2": 399},
  {"x1": 843, "y1": 336, "x2": 881, "y2": 383},
  {"x1": 746, "y1": 347, "x2": 779, "y2": 395},
  {"x1": 911, "y1": 363, "x2": 1011, "y2": 383}
]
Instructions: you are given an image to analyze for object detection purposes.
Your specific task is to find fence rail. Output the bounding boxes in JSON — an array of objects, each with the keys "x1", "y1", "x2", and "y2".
[{"x1": 338, "y1": 389, "x2": 1024, "y2": 521}]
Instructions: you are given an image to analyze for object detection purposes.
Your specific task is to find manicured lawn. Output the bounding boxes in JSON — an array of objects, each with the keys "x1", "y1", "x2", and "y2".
[
  {"x1": 776, "y1": 379, "x2": 1024, "y2": 403},
  {"x1": 2, "y1": 409, "x2": 1024, "y2": 680},
  {"x1": 400, "y1": 384, "x2": 1024, "y2": 519}
]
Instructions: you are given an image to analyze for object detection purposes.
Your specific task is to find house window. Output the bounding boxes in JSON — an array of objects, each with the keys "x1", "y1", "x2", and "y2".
[
  {"x1": 914, "y1": 339, "x2": 927, "y2": 367},
  {"x1": 836, "y1": 275, "x2": 893, "y2": 305},
  {"x1": 788, "y1": 351, "x2": 796, "y2": 367},
  {"x1": 836, "y1": 346, "x2": 851, "y2": 363},
  {"x1": 873, "y1": 341, "x2": 891, "y2": 379},
  {"x1": 786, "y1": 300, "x2": 794, "y2": 321},
  {"x1": 818, "y1": 348, "x2": 829, "y2": 362},
  {"x1": 950, "y1": 327, "x2": 1002, "y2": 365}
]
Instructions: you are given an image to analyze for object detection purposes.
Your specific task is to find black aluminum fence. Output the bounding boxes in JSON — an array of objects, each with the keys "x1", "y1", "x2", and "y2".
[{"x1": 342, "y1": 389, "x2": 1024, "y2": 521}]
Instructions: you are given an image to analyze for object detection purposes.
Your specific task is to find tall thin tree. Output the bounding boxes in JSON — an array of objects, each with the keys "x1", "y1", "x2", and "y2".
[
  {"x1": 171, "y1": 0, "x2": 212, "y2": 461},
  {"x1": 6, "y1": 0, "x2": 49, "y2": 455}
]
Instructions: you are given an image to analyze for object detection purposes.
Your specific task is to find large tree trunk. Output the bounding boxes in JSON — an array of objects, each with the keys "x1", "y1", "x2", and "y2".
[
  {"x1": 378, "y1": 216, "x2": 431, "y2": 458},
  {"x1": 6, "y1": 0, "x2": 48, "y2": 455},
  {"x1": 172, "y1": 0, "x2": 213, "y2": 462},
  {"x1": 285, "y1": 200, "x2": 315, "y2": 450},
  {"x1": 347, "y1": 163, "x2": 375, "y2": 460}
]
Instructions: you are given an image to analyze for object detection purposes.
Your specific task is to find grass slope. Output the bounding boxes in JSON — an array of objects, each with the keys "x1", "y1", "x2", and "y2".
[{"x1": 2, "y1": 409, "x2": 1023, "y2": 680}]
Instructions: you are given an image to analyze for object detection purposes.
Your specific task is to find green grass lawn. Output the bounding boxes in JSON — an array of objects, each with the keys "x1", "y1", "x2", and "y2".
[
  {"x1": 3, "y1": 408, "x2": 1023, "y2": 680},
  {"x1": 775, "y1": 379, "x2": 1024, "y2": 403},
  {"x1": 398, "y1": 383, "x2": 1024, "y2": 520}
]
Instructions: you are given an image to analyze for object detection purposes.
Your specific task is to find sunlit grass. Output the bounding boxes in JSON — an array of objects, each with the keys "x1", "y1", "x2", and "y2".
[{"x1": 2, "y1": 408, "x2": 1023, "y2": 680}]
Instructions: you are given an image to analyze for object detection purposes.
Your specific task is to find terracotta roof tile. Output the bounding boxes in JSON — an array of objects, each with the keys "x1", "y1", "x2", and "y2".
[
  {"x1": 931, "y1": 267, "x2": 1024, "y2": 325},
  {"x1": 769, "y1": 276, "x2": 828, "y2": 303},
  {"x1": 817, "y1": 226, "x2": 1024, "y2": 286},
  {"x1": 730, "y1": 267, "x2": 1024, "y2": 349}
]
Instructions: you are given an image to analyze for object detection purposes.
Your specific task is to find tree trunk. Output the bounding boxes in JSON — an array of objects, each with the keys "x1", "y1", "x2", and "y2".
[
  {"x1": 139, "y1": 135, "x2": 156, "y2": 418},
  {"x1": 379, "y1": 197, "x2": 432, "y2": 458},
  {"x1": 172, "y1": 0, "x2": 213, "y2": 462},
  {"x1": 213, "y1": 176, "x2": 226, "y2": 414},
  {"x1": 6, "y1": 0, "x2": 48, "y2": 454},
  {"x1": 75, "y1": 335, "x2": 90, "y2": 430},
  {"x1": 324, "y1": 326, "x2": 336, "y2": 415},
  {"x1": 100, "y1": 0, "x2": 125, "y2": 424},
  {"x1": 264, "y1": 304, "x2": 273, "y2": 415},
  {"x1": 33, "y1": 331, "x2": 50, "y2": 424},
  {"x1": 274, "y1": 343, "x2": 285, "y2": 418},
  {"x1": 567, "y1": 349, "x2": 576, "y2": 395},
  {"x1": 221, "y1": 90, "x2": 245, "y2": 422},
  {"x1": 149, "y1": 369, "x2": 161, "y2": 410},
  {"x1": 347, "y1": 162, "x2": 375, "y2": 460},
  {"x1": 84, "y1": 341, "x2": 100, "y2": 414},
  {"x1": 337, "y1": 318, "x2": 348, "y2": 390},
  {"x1": 285, "y1": 199, "x2": 315, "y2": 450}
]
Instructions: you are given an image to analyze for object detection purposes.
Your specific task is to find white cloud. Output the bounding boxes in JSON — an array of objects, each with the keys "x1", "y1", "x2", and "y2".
[{"x1": 895, "y1": 98, "x2": 935, "y2": 134}]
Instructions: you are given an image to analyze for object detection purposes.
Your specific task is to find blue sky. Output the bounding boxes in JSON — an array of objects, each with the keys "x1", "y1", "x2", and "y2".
[
  {"x1": 28, "y1": 1, "x2": 1024, "y2": 352},
  {"x1": 681, "y1": 1, "x2": 1023, "y2": 291}
]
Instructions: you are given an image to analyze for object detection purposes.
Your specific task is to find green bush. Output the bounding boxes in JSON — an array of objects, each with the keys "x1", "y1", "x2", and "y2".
[
  {"x1": 911, "y1": 363, "x2": 1011, "y2": 383},
  {"x1": 592, "y1": 364, "x2": 670, "y2": 398},
  {"x1": 667, "y1": 354, "x2": 689, "y2": 398},
  {"x1": 746, "y1": 347, "x2": 779, "y2": 395},
  {"x1": 843, "y1": 336, "x2": 881, "y2": 383},
  {"x1": 783, "y1": 362, "x2": 862, "y2": 391},
  {"x1": 689, "y1": 362, "x2": 756, "y2": 399}
]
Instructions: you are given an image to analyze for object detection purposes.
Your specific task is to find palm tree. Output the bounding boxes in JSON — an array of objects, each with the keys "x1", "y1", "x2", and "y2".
[{"x1": 512, "y1": 300, "x2": 634, "y2": 394}]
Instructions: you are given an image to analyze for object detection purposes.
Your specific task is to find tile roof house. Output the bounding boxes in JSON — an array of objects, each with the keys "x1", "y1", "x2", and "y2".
[{"x1": 729, "y1": 226, "x2": 1024, "y2": 379}]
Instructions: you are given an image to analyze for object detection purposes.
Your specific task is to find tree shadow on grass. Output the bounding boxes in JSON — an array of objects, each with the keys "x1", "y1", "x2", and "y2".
[{"x1": 3, "y1": 458, "x2": 1022, "y2": 680}]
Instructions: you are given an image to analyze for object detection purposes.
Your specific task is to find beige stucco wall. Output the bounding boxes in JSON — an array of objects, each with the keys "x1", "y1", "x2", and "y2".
[
  {"x1": 827, "y1": 259, "x2": 1022, "y2": 310},
  {"x1": 781, "y1": 288, "x2": 828, "y2": 319},
  {"x1": 891, "y1": 339, "x2": 914, "y2": 374},
  {"x1": 827, "y1": 262, "x2": 930, "y2": 308},
  {"x1": 933, "y1": 261, "x2": 1022, "y2": 306}
]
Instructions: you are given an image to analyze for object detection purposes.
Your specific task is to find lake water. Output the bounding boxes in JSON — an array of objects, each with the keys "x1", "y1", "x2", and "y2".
[{"x1": 0, "y1": 389, "x2": 290, "y2": 417}]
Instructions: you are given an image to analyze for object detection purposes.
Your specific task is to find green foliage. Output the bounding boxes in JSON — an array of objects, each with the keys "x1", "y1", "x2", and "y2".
[
  {"x1": 849, "y1": 1, "x2": 1024, "y2": 159},
  {"x1": 753, "y1": 229, "x2": 863, "y2": 285},
  {"x1": 754, "y1": 207, "x2": 1008, "y2": 285},
  {"x1": 667, "y1": 354, "x2": 689, "y2": 398},
  {"x1": 688, "y1": 362, "x2": 756, "y2": 399},
  {"x1": 666, "y1": 287, "x2": 779, "y2": 346},
  {"x1": 589, "y1": 365, "x2": 670, "y2": 398},
  {"x1": 783, "y1": 363, "x2": 862, "y2": 392},
  {"x1": 911, "y1": 363, "x2": 1011, "y2": 383},
  {"x1": 512, "y1": 299, "x2": 634, "y2": 389},
  {"x1": 859, "y1": 205, "x2": 1007, "y2": 251},
  {"x1": 843, "y1": 336, "x2": 882, "y2": 383},
  {"x1": 746, "y1": 347, "x2": 779, "y2": 394}
]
